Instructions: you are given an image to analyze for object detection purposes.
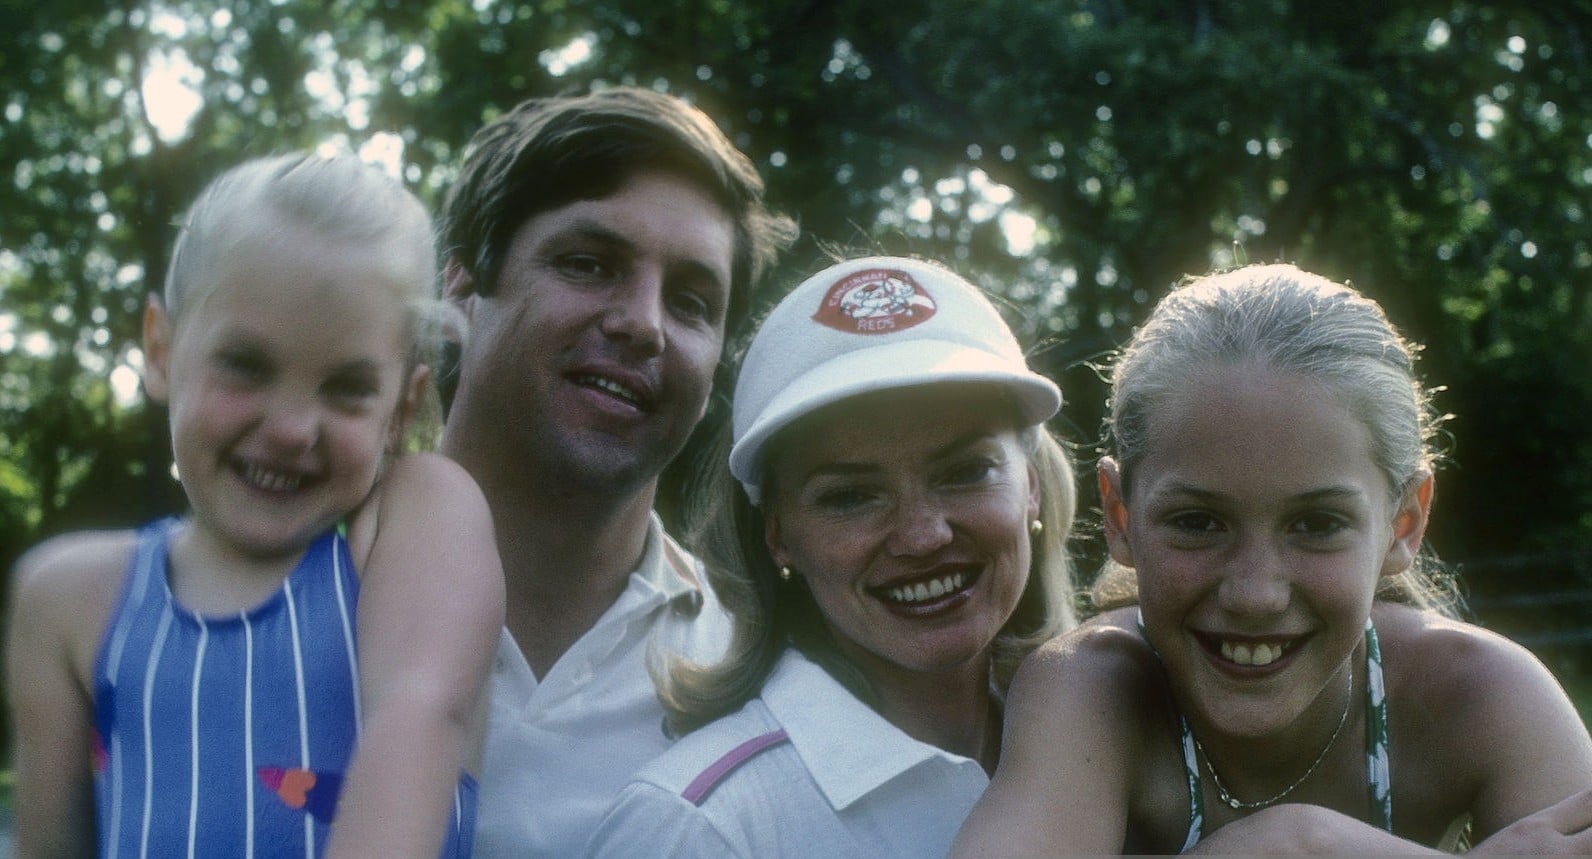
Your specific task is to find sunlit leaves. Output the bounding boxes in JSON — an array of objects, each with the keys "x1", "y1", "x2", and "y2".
[{"x1": 2, "y1": 0, "x2": 1590, "y2": 591}]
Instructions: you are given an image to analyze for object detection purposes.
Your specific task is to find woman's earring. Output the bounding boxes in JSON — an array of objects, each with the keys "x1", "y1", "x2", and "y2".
[
  {"x1": 779, "y1": 566, "x2": 793, "y2": 581},
  {"x1": 1029, "y1": 519, "x2": 1043, "y2": 537}
]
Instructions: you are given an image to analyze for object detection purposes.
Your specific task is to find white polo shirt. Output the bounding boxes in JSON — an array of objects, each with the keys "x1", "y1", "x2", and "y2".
[
  {"x1": 582, "y1": 650, "x2": 990, "y2": 859},
  {"x1": 472, "y1": 515, "x2": 731, "y2": 859}
]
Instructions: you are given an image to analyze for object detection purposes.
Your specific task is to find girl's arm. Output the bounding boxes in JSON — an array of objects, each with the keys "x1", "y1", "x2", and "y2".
[
  {"x1": 950, "y1": 617, "x2": 1152, "y2": 857},
  {"x1": 1188, "y1": 803, "x2": 1444, "y2": 855},
  {"x1": 6, "y1": 532, "x2": 131, "y2": 859},
  {"x1": 1439, "y1": 623, "x2": 1592, "y2": 847},
  {"x1": 326, "y1": 453, "x2": 505, "y2": 859},
  {"x1": 1469, "y1": 788, "x2": 1592, "y2": 855}
]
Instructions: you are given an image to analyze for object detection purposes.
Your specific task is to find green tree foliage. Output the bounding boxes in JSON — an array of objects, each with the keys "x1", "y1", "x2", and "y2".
[{"x1": 3, "y1": 1, "x2": 1590, "y2": 729}]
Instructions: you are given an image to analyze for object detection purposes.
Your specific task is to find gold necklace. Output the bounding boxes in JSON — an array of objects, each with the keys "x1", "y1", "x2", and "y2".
[{"x1": 1193, "y1": 668, "x2": 1354, "y2": 811}]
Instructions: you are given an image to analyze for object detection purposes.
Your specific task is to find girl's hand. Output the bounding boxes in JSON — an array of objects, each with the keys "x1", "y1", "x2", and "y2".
[{"x1": 1470, "y1": 789, "x2": 1592, "y2": 856}]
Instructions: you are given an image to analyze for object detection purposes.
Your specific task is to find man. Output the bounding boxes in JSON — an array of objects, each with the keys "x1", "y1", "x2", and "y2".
[{"x1": 435, "y1": 87, "x2": 795, "y2": 857}]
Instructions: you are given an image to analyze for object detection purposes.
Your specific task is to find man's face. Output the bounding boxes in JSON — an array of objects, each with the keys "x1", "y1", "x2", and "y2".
[{"x1": 448, "y1": 167, "x2": 736, "y2": 494}]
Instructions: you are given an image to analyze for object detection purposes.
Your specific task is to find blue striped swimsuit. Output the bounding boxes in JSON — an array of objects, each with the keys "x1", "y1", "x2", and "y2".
[{"x1": 93, "y1": 517, "x2": 476, "y2": 858}]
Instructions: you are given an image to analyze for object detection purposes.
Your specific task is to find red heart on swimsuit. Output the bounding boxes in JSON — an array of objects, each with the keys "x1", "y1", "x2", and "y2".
[{"x1": 258, "y1": 767, "x2": 317, "y2": 809}]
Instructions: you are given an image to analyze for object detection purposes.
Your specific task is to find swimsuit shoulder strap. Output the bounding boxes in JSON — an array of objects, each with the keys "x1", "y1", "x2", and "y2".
[
  {"x1": 1175, "y1": 712, "x2": 1206, "y2": 853},
  {"x1": 1364, "y1": 619, "x2": 1393, "y2": 831},
  {"x1": 1139, "y1": 611, "x2": 1206, "y2": 853}
]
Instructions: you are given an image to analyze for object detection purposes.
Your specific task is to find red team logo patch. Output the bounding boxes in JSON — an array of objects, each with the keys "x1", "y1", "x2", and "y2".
[{"x1": 812, "y1": 268, "x2": 937, "y2": 334}]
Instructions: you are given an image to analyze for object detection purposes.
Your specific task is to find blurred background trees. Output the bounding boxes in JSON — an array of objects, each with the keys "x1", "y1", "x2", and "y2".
[{"x1": 3, "y1": 0, "x2": 1590, "y2": 746}]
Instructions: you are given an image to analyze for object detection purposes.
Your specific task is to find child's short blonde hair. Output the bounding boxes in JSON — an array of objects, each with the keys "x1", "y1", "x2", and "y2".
[{"x1": 163, "y1": 152, "x2": 454, "y2": 367}]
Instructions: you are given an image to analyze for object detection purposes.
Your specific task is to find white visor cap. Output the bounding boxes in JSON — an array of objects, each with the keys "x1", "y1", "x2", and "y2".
[{"x1": 729, "y1": 256, "x2": 1061, "y2": 504}]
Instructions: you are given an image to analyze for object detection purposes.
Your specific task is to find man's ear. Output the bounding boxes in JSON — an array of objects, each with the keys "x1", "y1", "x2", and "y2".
[
  {"x1": 1382, "y1": 471, "x2": 1435, "y2": 578},
  {"x1": 388, "y1": 364, "x2": 432, "y2": 453},
  {"x1": 443, "y1": 257, "x2": 478, "y2": 311},
  {"x1": 1098, "y1": 457, "x2": 1135, "y2": 567},
  {"x1": 142, "y1": 295, "x2": 174, "y2": 404}
]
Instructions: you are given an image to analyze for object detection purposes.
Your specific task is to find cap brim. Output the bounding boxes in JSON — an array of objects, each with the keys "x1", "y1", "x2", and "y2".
[{"x1": 729, "y1": 338, "x2": 1061, "y2": 500}]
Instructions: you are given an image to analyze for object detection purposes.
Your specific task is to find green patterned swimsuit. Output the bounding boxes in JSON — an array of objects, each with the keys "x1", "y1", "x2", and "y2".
[{"x1": 1160, "y1": 619, "x2": 1392, "y2": 853}]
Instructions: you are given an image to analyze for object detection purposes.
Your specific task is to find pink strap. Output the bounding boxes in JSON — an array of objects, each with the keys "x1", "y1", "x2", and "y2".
[
  {"x1": 681, "y1": 728, "x2": 790, "y2": 806},
  {"x1": 662, "y1": 537, "x2": 701, "y2": 590}
]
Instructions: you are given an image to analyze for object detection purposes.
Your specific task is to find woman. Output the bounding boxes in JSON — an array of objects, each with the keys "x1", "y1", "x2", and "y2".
[{"x1": 583, "y1": 256, "x2": 1078, "y2": 858}]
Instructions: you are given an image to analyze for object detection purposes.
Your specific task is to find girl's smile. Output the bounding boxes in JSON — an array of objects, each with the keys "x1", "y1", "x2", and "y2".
[
  {"x1": 1197, "y1": 630, "x2": 1307, "y2": 670},
  {"x1": 234, "y1": 459, "x2": 317, "y2": 494}
]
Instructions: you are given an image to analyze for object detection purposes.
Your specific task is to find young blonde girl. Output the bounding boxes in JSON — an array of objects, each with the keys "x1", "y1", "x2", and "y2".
[
  {"x1": 953, "y1": 263, "x2": 1592, "y2": 854},
  {"x1": 7, "y1": 153, "x2": 504, "y2": 858}
]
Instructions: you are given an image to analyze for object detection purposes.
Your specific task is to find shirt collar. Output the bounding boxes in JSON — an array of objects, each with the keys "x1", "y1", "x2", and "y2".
[
  {"x1": 760, "y1": 650, "x2": 984, "y2": 811},
  {"x1": 493, "y1": 513, "x2": 707, "y2": 687},
  {"x1": 632, "y1": 512, "x2": 704, "y2": 608}
]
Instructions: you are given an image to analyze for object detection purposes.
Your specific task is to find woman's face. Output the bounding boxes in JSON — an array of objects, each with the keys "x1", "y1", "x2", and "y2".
[
  {"x1": 1100, "y1": 363, "x2": 1429, "y2": 740},
  {"x1": 762, "y1": 386, "x2": 1040, "y2": 685}
]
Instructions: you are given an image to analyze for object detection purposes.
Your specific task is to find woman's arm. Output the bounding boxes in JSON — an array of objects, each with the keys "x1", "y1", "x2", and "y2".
[
  {"x1": 325, "y1": 453, "x2": 505, "y2": 859},
  {"x1": 951, "y1": 618, "x2": 1152, "y2": 857},
  {"x1": 6, "y1": 532, "x2": 131, "y2": 859}
]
